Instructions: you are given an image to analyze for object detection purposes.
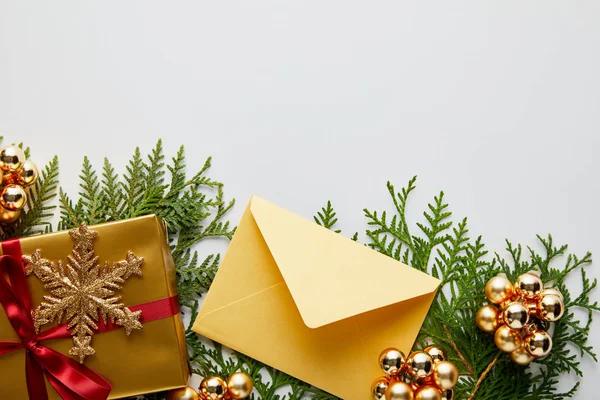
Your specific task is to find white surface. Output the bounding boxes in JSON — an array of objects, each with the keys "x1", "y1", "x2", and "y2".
[{"x1": 1, "y1": 1, "x2": 598, "y2": 397}]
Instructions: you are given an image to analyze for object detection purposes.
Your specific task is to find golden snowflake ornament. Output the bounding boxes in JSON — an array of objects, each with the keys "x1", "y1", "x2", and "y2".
[{"x1": 23, "y1": 223, "x2": 144, "y2": 363}]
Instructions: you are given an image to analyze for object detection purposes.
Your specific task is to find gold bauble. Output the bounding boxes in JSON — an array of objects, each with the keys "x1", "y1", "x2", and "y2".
[
  {"x1": 515, "y1": 273, "x2": 543, "y2": 299},
  {"x1": 19, "y1": 160, "x2": 38, "y2": 186},
  {"x1": 385, "y1": 381, "x2": 414, "y2": 400},
  {"x1": 485, "y1": 276, "x2": 514, "y2": 304},
  {"x1": 371, "y1": 377, "x2": 390, "y2": 400},
  {"x1": 537, "y1": 294, "x2": 564, "y2": 322},
  {"x1": 406, "y1": 351, "x2": 434, "y2": 379},
  {"x1": 0, "y1": 207, "x2": 20, "y2": 224},
  {"x1": 414, "y1": 385, "x2": 442, "y2": 400},
  {"x1": 0, "y1": 184, "x2": 27, "y2": 211},
  {"x1": 199, "y1": 376, "x2": 227, "y2": 400},
  {"x1": 525, "y1": 330, "x2": 552, "y2": 358},
  {"x1": 510, "y1": 346, "x2": 535, "y2": 365},
  {"x1": 379, "y1": 348, "x2": 406, "y2": 375},
  {"x1": 475, "y1": 305, "x2": 500, "y2": 333},
  {"x1": 0, "y1": 145, "x2": 25, "y2": 172},
  {"x1": 440, "y1": 388, "x2": 455, "y2": 400},
  {"x1": 503, "y1": 302, "x2": 529, "y2": 330},
  {"x1": 227, "y1": 372, "x2": 253, "y2": 399},
  {"x1": 433, "y1": 361, "x2": 459, "y2": 390},
  {"x1": 424, "y1": 345, "x2": 447, "y2": 364},
  {"x1": 542, "y1": 287, "x2": 564, "y2": 301},
  {"x1": 166, "y1": 386, "x2": 199, "y2": 400},
  {"x1": 494, "y1": 325, "x2": 522, "y2": 353}
]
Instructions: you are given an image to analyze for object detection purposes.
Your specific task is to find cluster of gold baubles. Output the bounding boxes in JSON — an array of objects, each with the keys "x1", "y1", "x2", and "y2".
[
  {"x1": 475, "y1": 272, "x2": 565, "y2": 365},
  {"x1": 372, "y1": 345, "x2": 459, "y2": 400},
  {"x1": 0, "y1": 144, "x2": 38, "y2": 224},
  {"x1": 166, "y1": 372, "x2": 253, "y2": 400}
]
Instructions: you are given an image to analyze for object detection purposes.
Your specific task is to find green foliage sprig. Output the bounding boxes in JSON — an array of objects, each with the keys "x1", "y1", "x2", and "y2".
[{"x1": 360, "y1": 177, "x2": 598, "y2": 400}]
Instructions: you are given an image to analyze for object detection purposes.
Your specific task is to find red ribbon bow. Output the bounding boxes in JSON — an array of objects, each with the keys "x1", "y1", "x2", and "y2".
[{"x1": 0, "y1": 241, "x2": 112, "y2": 400}]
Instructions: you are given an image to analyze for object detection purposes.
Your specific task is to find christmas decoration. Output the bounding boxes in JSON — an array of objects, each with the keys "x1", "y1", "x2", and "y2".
[
  {"x1": 199, "y1": 372, "x2": 253, "y2": 400},
  {"x1": 24, "y1": 224, "x2": 144, "y2": 363},
  {"x1": 476, "y1": 272, "x2": 566, "y2": 365},
  {"x1": 1, "y1": 138, "x2": 594, "y2": 400},
  {"x1": 371, "y1": 345, "x2": 459, "y2": 400},
  {"x1": 166, "y1": 386, "x2": 200, "y2": 400},
  {"x1": 0, "y1": 144, "x2": 38, "y2": 224},
  {"x1": 0, "y1": 215, "x2": 189, "y2": 399}
]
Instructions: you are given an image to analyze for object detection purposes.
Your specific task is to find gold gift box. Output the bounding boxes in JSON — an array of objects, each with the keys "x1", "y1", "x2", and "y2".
[{"x1": 0, "y1": 215, "x2": 190, "y2": 399}]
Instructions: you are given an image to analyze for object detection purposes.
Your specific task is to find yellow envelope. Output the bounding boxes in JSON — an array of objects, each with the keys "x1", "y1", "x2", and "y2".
[{"x1": 193, "y1": 196, "x2": 440, "y2": 399}]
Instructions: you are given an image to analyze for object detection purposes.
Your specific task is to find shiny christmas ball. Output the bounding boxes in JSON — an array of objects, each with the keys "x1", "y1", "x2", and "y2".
[
  {"x1": 440, "y1": 388, "x2": 455, "y2": 400},
  {"x1": 385, "y1": 381, "x2": 414, "y2": 400},
  {"x1": 510, "y1": 346, "x2": 535, "y2": 366},
  {"x1": 475, "y1": 305, "x2": 500, "y2": 333},
  {"x1": 525, "y1": 330, "x2": 552, "y2": 358},
  {"x1": 0, "y1": 184, "x2": 27, "y2": 211},
  {"x1": 19, "y1": 160, "x2": 38, "y2": 186},
  {"x1": 485, "y1": 276, "x2": 514, "y2": 304},
  {"x1": 199, "y1": 376, "x2": 227, "y2": 400},
  {"x1": 494, "y1": 325, "x2": 522, "y2": 353},
  {"x1": 515, "y1": 273, "x2": 543, "y2": 299},
  {"x1": 542, "y1": 287, "x2": 564, "y2": 301},
  {"x1": 379, "y1": 348, "x2": 406, "y2": 375},
  {"x1": 166, "y1": 386, "x2": 199, "y2": 400},
  {"x1": 433, "y1": 361, "x2": 459, "y2": 390},
  {"x1": 414, "y1": 385, "x2": 442, "y2": 400},
  {"x1": 503, "y1": 302, "x2": 529, "y2": 330},
  {"x1": 537, "y1": 293, "x2": 564, "y2": 322},
  {"x1": 0, "y1": 207, "x2": 20, "y2": 224},
  {"x1": 0, "y1": 145, "x2": 25, "y2": 172},
  {"x1": 424, "y1": 345, "x2": 447, "y2": 364},
  {"x1": 371, "y1": 377, "x2": 390, "y2": 400},
  {"x1": 227, "y1": 372, "x2": 253, "y2": 399},
  {"x1": 406, "y1": 351, "x2": 434, "y2": 379}
]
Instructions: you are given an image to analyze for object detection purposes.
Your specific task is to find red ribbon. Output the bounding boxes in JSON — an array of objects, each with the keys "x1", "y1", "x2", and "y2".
[{"x1": 0, "y1": 239, "x2": 181, "y2": 400}]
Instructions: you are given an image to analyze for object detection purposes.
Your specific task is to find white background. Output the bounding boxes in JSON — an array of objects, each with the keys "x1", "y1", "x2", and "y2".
[{"x1": 1, "y1": 2, "x2": 598, "y2": 398}]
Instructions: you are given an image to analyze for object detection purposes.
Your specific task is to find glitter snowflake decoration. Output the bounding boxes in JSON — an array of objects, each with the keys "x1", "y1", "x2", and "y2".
[{"x1": 23, "y1": 224, "x2": 144, "y2": 363}]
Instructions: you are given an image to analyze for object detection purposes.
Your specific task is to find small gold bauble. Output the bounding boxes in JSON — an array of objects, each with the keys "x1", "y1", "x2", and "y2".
[
  {"x1": 542, "y1": 287, "x2": 564, "y2": 301},
  {"x1": 199, "y1": 376, "x2": 227, "y2": 400},
  {"x1": 385, "y1": 381, "x2": 414, "y2": 400},
  {"x1": 166, "y1": 386, "x2": 199, "y2": 400},
  {"x1": 0, "y1": 184, "x2": 27, "y2": 211},
  {"x1": 424, "y1": 345, "x2": 447, "y2": 364},
  {"x1": 0, "y1": 145, "x2": 25, "y2": 172},
  {"x1": 503, "y1": 302, "x2": 529, "y2": 330},
  {"x1": 485, "y1": 276, "x2": 514, "y2": 304},
  {"x1": 227, "y1": 372, "x2": 253, "y2": 399},
  {"x1": 19, "y1": 160, "x2": 38, "y2": 186},
  {"x1": 0, "y1": 207, "x2": 20, "y2": 224},
  {"x1": 475, "y1": 305, "x2": 500, "y2": 333},
  {"x1": 537, "y1": 294, "x2": 564, "y2": 322},
  {"x1": 371, "y1": 377, "x2": 390, "y2": 400},
  {"x1": 525, "y1": 330, "x2": 552, "y2": 358},
  {"x1": 494, "y1": 325, "x2": 522, "y2": 353},
  {"x1": 510, "y1": 346, "x2": 535, "y2": 365},
  {"x1": 515, "y1": 273, "x2": 543, "y2": 299},
  {"x1": 379, "y1": 348, "x2": 406, "y2": 375},
  {"x1": 414, "y1": 385, "x2": 442, "y2": 400},
  {"x1": 433, "y1": 361, "x2": 459, "y2": 390},
  {"x1": 407, "y1": 351, "x2": 434, "y2": 379},
  {"x1": 440, "y1": 388, "x2": 455, "y2": 400}
]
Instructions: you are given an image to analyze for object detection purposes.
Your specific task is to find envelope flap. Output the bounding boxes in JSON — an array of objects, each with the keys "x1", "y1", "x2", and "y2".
[{"x1": 249, "y1": 196, "x2": 440, "y2": 329}]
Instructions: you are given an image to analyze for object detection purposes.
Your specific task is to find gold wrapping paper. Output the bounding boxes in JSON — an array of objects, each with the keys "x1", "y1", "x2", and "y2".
[{"x1": 0, "y1": 215, "x2": 190, "y2": 399}]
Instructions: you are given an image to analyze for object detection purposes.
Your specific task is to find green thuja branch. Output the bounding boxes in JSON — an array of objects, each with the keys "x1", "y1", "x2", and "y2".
[{"x1": 338, "y1": 176, "x2": 597, "y2": 400}]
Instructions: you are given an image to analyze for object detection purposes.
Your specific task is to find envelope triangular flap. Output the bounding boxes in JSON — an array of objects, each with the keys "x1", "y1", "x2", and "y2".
[{"x1": 249, "y1": 196, "x2": 440, "y2": 329}]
